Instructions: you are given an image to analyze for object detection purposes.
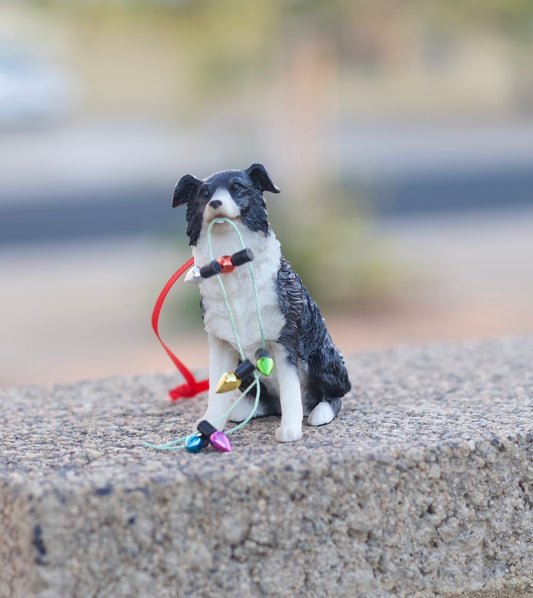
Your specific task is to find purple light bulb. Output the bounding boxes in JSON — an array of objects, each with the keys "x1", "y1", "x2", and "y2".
[
  {"x1": 197, "y1": 420, "x2": 232, "y2": 453},
  {"x1": 209, "y1": 430, "x2": 232, "y2": 452}
]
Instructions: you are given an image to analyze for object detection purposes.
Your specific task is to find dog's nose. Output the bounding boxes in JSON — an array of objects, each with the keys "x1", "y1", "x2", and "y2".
[{"x1": 208, "y1": 199, "x2": 222, "y2": 209}]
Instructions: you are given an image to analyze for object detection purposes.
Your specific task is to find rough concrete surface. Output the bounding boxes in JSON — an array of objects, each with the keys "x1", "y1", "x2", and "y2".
[{"x1": 1, "y1": 336, "x2": 532, "y2": 597}]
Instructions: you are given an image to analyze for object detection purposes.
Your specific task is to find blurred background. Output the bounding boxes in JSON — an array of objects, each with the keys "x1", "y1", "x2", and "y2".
[{"x1": 1, "y1": 0, "x2": 532, "y2": 387}]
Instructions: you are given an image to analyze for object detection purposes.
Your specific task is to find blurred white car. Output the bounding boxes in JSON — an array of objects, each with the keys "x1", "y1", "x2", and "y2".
[{"x1": 0, "y1": 46, "x2": 76, "y2": 128}]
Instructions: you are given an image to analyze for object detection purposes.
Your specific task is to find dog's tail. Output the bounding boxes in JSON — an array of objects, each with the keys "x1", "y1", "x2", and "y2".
[{"x1": 307, "y1": 342, "x2": 351, "y2": 401}]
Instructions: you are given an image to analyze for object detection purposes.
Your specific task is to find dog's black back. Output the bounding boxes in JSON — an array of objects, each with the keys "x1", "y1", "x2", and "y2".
[{"x1": 246, "y1": 256, "x2": 350, "y2": 417}]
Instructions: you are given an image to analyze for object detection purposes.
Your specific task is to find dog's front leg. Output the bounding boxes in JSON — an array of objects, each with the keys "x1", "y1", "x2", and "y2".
[
  {"x1": 197, "y1": 334, "x2": 240, "y2": 432},
  {"x1": 272, "y1": 345, "x2": 303, "y2": 442}
]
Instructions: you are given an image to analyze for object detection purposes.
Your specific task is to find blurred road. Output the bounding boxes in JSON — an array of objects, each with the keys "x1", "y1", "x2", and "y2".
[{"x1": 1, "y1": 118, "x2": 533, "y2": 245}]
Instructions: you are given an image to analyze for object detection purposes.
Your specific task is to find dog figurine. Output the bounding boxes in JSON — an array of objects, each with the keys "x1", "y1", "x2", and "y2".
[{"x1": 173, "y1": 164, "x2": 351, "y2": 442}]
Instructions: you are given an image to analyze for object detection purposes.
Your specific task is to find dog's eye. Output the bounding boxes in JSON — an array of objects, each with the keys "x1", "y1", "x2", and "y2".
[
  {"x1": 201, "y1": 187, "x2": 210, "y2": 199},
  {"x1": 231, "y1": 182, "x2": 241, "y2": 192}
]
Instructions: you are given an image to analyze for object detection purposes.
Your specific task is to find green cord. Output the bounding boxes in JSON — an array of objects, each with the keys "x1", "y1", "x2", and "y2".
[
  {"x1": 146, "y1": 217, "x2": 267, "y2": 452},
  {"x1": 225, "y1": 372, "x2": 261, "y2": 434},
  {"x1": 207, "y1": 218, "x2": 266, "y2": 351},
  {"x1": 143, "y1": 374, "x2": 261, "y2": 451}
]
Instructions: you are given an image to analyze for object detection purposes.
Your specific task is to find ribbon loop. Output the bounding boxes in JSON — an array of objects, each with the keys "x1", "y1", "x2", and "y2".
[{"x1": 152, "y1": 257, "x2": 209, "y2": 401}]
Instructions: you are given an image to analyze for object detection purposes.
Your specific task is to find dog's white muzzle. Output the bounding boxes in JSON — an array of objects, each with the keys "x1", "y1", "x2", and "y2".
[{"x1": 205, "y1": 188, "x2": 241, "y2": 223}]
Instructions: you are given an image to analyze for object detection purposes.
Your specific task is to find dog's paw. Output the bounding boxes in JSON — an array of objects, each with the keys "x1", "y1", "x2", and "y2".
[
  {"x1": 307, "y1": 401, "x2": 336, "y2": 426},
  {"x1": 275, "y1": 424, "x2": 302, "y2": 443}
]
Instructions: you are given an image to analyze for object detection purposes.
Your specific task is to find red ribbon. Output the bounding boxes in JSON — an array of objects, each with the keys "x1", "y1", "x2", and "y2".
[{"x1": 151, "y1": 257, "x2": 209, "y2": 400}]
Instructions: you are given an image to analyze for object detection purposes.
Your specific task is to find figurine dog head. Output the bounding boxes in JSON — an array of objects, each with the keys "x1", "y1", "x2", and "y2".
[{"x1": 173, "y1": 164, "x2": 280, "y2": 246}]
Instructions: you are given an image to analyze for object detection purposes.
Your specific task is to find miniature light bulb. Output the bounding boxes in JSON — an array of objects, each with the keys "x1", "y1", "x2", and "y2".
[
  {"x1": 235, "y1": 359, "x2": 256, "y2": 379},
  {"x1": 230, "y1": 248, "x2": 254, "y2": 266},
  {"x1": 184, "y1": 266, "x2": 203, "y2": 286},
  {"x1": 217, "y1": 248, "x2": 254, "y2": 274},
  {"x1": 199, "y1": 260, "x2": 222, "y2": 279},
  {"x1": 185, "y1": 434, "x2": 209, "y2": 453},
  {"x1": 197, "y1": 420, "x2": 232, "y2": 452},
  {"x1": 216, "y1": 371, "x2": 241, "y2": 393},
  {"x1": 255, "y1": 348, "x2": 275, "y2": 376},
  {"x1": 217, "y1": 255, "x2": 235, "y2": 274},
  {"x1": 216, "y1": 359, "x2": 255, "y2": 393}
]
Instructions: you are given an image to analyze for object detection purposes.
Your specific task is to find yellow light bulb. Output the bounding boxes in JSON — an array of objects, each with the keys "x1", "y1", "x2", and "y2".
[{"x1": 215, "y1": 371, "x2": 241, "y2": 393}]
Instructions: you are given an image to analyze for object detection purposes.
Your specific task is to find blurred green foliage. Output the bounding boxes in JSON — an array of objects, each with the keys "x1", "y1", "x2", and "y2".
[
  {"x1": 269, "y1": 187, "x2": 400, "y2": 311},
  {"x1": 28, "y1": 0, "x2": 533, "y2": 119}
]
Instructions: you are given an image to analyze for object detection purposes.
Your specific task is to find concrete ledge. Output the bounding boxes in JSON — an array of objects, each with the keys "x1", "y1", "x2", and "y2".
[{"x1": 1, "y1": 337, "x2": 533, "y2": 597}]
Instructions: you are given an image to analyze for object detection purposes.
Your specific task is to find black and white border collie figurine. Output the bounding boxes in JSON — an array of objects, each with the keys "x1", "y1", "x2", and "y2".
[{"x1": 173, "y1": 164, "x2": 351, "y2": 442}]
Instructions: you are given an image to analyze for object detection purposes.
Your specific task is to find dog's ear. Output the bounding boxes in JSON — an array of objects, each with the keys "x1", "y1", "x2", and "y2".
[
  {"x1": 245, "y1": 164, "x2": 280, "y2": 194},
  {"x1": 173, "y1": 174, "x2": 202, "y2": 208}
]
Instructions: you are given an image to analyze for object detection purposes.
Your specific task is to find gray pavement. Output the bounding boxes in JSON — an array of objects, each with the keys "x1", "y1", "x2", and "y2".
[{"x1": 1, "y1": 337, "x2": 532, "y2": 597}]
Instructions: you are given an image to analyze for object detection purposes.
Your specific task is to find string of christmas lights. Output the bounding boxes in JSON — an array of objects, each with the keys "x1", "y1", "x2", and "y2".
[{"x1": 145, "y1": 217, "x2": 274, "y2": 454}]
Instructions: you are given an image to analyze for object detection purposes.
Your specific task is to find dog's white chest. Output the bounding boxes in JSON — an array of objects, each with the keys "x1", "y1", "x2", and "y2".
[{"x1": 192, "y1": 224, "x2": 285, "y2": 355}]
